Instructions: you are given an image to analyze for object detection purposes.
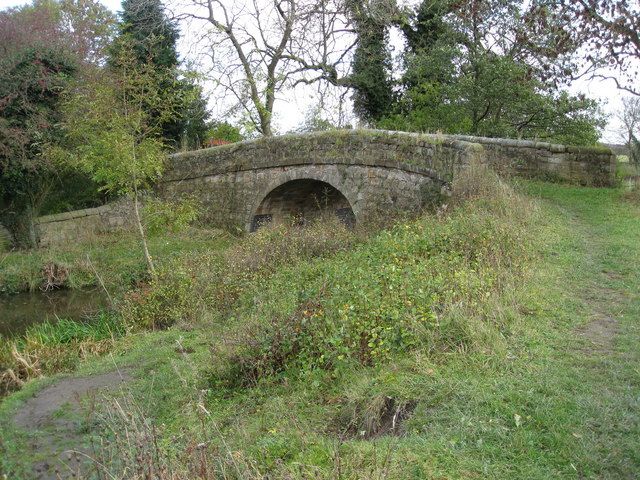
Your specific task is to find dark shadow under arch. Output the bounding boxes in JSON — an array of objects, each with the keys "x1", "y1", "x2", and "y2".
[{"x1": 250, "y1": 179, "x2": 355, "y2": 232}]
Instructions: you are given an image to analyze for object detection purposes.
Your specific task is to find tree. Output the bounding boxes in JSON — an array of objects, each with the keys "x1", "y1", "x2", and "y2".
[
  {"x1": 205, "y1": 121, "x2": 243, "y2": 145},
  {"x1": 180, "y1": 0, "x2": 357, "y2": 136},
  {"x1": 114, "y1": 0, "x2": 209, "y2": 148},
  {"x1": 0, "y1": 47, "x2": 77, "y2": 246},
  {"x1": 380, "y1": 0, "x2": 604, "y2": 145},
  {"x1": 59, "y1": 0, "x2": 117, "y2": 65},
  {"x1": 617, "y1": 97, "x2": 640, "y2": 167},
  {"x1": 0, "y1": 0, "x2": 116, "y2": 65},
  {"x1": 347, "y1": 0, "x2": 396, "y2": 123},
  {"x1": 399, "y1": 0, "x2": 453, "y2": 56},
  {"x1": 0, "y1": 0, "x2": 116, "y2": 246},
  {"x1": 53, "y1": 39, "x2": 187, "y2": 273},
  {"x1": 535, "y1": 0, "x2": 640, "y2": 96}
]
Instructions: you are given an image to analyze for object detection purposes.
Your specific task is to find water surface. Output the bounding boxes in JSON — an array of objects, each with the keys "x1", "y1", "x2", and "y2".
[{"x1": 0, "y1": 289, "x2": 110, "y2": 338}]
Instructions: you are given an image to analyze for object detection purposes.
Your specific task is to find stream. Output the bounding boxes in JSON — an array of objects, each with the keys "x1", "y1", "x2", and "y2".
[{"x1": 0, "y1": 288, "x2": 110, "y2": 338}]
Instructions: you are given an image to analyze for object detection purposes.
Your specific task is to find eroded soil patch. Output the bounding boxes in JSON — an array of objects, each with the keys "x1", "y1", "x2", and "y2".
[
  {"x1": 575, "y1": 315, "x2": 619, "y2": 356},
  {"x1": 12, "y1": 369, "x2": 131, "y2": 479}
]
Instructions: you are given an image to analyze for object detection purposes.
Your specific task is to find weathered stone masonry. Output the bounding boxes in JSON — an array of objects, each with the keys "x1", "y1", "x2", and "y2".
[
  {"x1": 159, "y1": 129, "x2": 615, "y2": 231},
  {"x1": 449, "y1": 134, "x2": 616, "y2": 187},
  {"x1": 160, "y1": 129, "x2": 482, "y2": 231},
  {"x1": 35, "y1": 199, "x2": 134, "y2": 247},
  {"x1": 34, "y1": 129, "x2": 616, "y2": 245}
]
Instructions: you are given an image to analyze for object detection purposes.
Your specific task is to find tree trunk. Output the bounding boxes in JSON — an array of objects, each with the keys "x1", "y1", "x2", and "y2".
[{"x1": 133, "y1": 188, "x2": 155, "y2": 275}]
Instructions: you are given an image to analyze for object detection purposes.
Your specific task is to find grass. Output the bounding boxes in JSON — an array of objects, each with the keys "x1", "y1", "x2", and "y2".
[
  {"x1": 0, "y1": 227, "x2": 230, "y2": 295},
  {"x1": 1, "y1": 171, "x2": 639, "y2": 479}
]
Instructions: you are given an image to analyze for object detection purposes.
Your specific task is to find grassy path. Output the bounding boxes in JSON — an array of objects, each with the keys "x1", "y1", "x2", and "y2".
[{"x1": 524, "y1": 183, "x2": 640, "y2": 478}]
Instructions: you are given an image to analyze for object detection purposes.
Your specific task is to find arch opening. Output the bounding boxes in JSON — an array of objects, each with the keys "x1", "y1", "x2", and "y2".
[{"x1": 250, "y1": 179, "x2": 355, "y2": 232}]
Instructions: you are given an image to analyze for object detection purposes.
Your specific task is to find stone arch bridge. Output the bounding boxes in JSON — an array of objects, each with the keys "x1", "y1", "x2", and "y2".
[
  {"x1": 159, "y1": 129, "x2": 615, "y2": 232},
  {"x1": 33, "y1": 129, "x2": 615, "y2": 246},
  {"x1": 160, "y1": 130, "x2": 475, "y2": 231}
]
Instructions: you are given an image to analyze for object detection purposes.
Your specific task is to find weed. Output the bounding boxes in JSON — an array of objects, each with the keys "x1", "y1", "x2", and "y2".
[
  {"x1": 143, "y1": 196, "x2": 201, "y2": 235},
  {"x1": 207, "y1": 164, "x2": 538, "y2": 390},
  {"x1": 0, "y1": 312, "x2": 124, "y2": 396}
]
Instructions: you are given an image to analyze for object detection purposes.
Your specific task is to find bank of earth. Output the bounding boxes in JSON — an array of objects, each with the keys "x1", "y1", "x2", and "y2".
[{"x1": 1, "y1": 179, "x2": 639, "y2": 479}]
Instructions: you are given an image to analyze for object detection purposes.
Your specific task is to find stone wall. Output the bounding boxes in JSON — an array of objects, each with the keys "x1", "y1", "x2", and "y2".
[
  {"x1": 449, "y1": 134, "x2": 616, "y2": 186},
  {"x1": 161, "y1": 130, "x2": 480, "y2": 230},
  {"x1": 35, "y1": 199, "x2": 134, "y2": 247},
  {"x1": 33, "y1": 129, "x2": 616, "y2": 244}
]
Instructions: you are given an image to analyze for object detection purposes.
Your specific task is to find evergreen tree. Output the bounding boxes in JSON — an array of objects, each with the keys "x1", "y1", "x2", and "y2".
[
  {"x1": 120, "y1": 0, "x2": 179, "y2": 69},
  {"x1": 348, "y1": 0, "x2": 395, "y2": 124},
  {"x1": 114, "y1": 0, "x2": 208, "y2": 148}
]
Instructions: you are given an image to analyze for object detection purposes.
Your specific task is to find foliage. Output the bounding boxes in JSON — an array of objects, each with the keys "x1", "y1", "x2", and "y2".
[
  {"x1": 53, "y1": 37, "x2": 190, "y2": 273},
  {"x1": 347, "y1": 0, "x2": 396, "y2": 124},
  {"x1": 0, "y1": 0, "x2": 116, "y2": 65},
  {"x1": 205, "y1": 121, "x2": 244, "y2": 145},
  {"x1": 142, "y1": 197, "x2": 201, "y2": 235},
  {"x1": 399, "y1": 0, "x2": 453, "y2": 56},
  {"x1": 57, "y1": 0, "x2": 117, "y2": 65},
  {"x1": 0, "y1": 46, "x2": 77, "y2": 246},
  {"x1": 54, "y1": 55, "x2": 168, "y2": 197},
  {"x1": 380, "y1": 0, "x2": 605, "y2": 145},
  {"x1": 3, "y1": 181, "x2": 640, "y2": 478},
  {"x1": 122, "y1": 265, "x2": 197, "y2": 330},
  {"x1": 37, "y1": 170, "x2": 107, "y2": 216},
  {"x1": 0, "y1": 0, "x2": 116, "y2": 246},
  {"x1": 121, "y1": 216, "x2": 363, "y2": 333},
  {"x1": 119, "y1": 0, "x2": 179, "y2": 69},
  {"x1": 113, "y1": 0, "x2": 209, "y2": 149},
  {"x1": 179, "y1": 79, "x2": 210, "y2": 149},
  {"x1": 209, "y1": 166, "x2": 537, "y2": 389}
]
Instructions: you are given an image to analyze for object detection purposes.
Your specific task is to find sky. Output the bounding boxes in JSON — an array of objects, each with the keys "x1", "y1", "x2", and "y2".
[{"x1": 0, "y1": 0, "x2": 631, "y2": 143}]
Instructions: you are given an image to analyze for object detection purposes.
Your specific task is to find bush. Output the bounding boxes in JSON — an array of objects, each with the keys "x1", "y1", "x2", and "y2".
[
  {"x1": 143, "y1": 197, "x2": 201, "y2": 235},
  {"x1": 121, "y1": 266, "x2": 197, "y2": 331}
]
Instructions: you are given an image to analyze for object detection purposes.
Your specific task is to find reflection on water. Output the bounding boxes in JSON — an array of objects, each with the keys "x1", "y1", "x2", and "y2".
[{"x1": 0, "y1": 289, "x2": 110, "y2": 338}]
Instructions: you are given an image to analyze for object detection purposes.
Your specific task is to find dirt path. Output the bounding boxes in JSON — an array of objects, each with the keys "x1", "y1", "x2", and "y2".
[
  {"x1": 575, "y1": 315, "x2": 620, "y2": 355},
  {"x1": 13, "y1": 369, "x2": 130, "y2": 480},
  {"x1": 557, "y1": 204, "x2": 628, "y2": 358}
]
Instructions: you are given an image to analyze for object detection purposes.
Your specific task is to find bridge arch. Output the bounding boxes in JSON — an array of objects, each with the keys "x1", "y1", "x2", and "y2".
[{"x1": 247, "y1": 174, "x2": 357, "y2": 232}]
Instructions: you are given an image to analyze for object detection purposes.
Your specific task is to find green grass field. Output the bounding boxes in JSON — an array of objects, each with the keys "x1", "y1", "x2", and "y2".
[{"x1": 1, "y1": 176, "x2": 639, "y2": 479}]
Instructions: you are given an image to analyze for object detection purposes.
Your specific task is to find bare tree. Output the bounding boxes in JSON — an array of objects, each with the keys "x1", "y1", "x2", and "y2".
[
  {"x1": 537, "y1": 0, "x2": 640, "y2": 96},
  {"x1": 618, "y1": 96, "x2": 640, "y2": 167},
  {"x1": 173, "y1": 0, "x2": 359, "y2": 136}
]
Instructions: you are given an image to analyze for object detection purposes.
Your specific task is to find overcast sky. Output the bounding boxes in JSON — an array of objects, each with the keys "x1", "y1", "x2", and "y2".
[{"x1": 0, "y1": 0, "x2": 631, "y2": 142}]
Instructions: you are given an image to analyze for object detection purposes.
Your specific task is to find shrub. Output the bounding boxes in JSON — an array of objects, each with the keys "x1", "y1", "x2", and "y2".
[
  {"x1": 143, "y1": 197, "x2": 201, "y2": 235},
  {"x1": 121, "y1": 266, "x2": 198, "y2": 331}
]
